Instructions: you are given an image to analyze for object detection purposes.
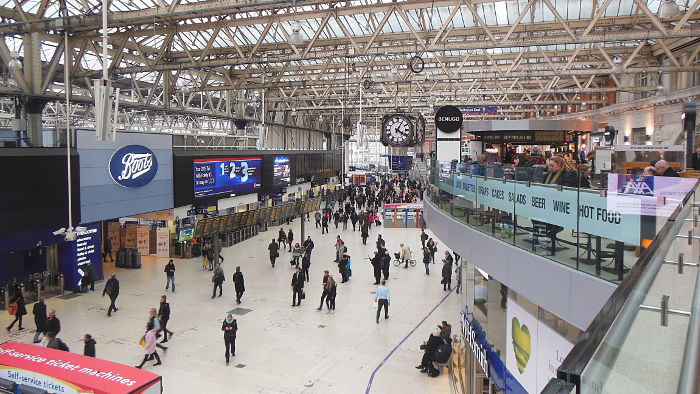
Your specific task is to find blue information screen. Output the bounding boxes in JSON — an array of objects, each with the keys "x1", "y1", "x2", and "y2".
[{"x1": 194, "y1": 157, "x2": 262, "y2": 198}]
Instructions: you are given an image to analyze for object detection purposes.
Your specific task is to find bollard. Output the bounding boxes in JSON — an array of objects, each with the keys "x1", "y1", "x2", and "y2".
[
  {"x1": 59, "y1": 274, "x2": 65, "y2": 296},
  {"x1": 35, "y1": 279, "x2": 41, "y2": 301},
  {"x1": 3, "y1": 286, "x2": 8, "y2": 310},
  {"x1": 19, "y1": 283, "x2": 25, "y2": 300}
]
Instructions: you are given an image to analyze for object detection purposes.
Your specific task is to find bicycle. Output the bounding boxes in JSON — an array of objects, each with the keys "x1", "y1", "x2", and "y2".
[{"x1": 392, "y1": 252, "x2": 416, "y2": 267}]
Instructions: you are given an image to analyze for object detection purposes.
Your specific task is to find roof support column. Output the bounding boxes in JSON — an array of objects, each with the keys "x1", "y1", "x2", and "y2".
[{"x1": 24, "y1": 32, "x2": 45, "y2": 146}]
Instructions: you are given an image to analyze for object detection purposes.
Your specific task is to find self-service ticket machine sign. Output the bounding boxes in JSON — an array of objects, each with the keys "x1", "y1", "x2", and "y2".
[{"x1": 0, "y1": 343, "x2": 162, "y2": 394}]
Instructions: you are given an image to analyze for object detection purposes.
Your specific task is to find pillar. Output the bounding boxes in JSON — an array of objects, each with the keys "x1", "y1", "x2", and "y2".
[{"x1": 24, "y1": 33, "x2": 44, "y2": 146}]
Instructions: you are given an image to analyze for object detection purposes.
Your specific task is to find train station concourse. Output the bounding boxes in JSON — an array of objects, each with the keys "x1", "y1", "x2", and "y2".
[{"x1": 0, "y1": 0, "x2": 700, "y2": 393}]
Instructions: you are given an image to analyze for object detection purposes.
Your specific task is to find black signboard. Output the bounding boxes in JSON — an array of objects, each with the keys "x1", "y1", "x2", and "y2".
[
  {"x1": 476, "y1": 130, "x2": 567, "y2": 145},
  {"x1": 435, "y1": 105, "x2": 463, "y2": 133}
]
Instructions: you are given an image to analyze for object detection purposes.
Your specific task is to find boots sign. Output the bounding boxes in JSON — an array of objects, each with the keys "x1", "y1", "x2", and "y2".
[{"x1": 109, "y1": 145, "x2": 158, "y2": 188}]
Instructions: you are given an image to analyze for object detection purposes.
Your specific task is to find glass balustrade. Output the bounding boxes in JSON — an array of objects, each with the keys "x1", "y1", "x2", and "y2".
[{"x1": 426, "y1": 160, "x2": 698, "y2": 284}]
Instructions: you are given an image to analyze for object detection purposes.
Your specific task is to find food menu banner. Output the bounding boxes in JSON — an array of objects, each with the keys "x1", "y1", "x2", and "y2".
[
  {"x1": 107, "y1": 222, "x2": 121, "y2": 251},
  {"x1": 125, "y1": 223, "x2": 138, "y2": 249},
  {"x1": 156, "y1": 228, "x2": 169, "y2": 257},
  {"x1": 136, "y1": 225, "x2": 150, "y2": 255}
]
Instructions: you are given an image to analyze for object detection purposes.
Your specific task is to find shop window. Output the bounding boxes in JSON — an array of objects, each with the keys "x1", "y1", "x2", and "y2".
[
  {"x1": 472, "y1": 266, "x2": 488, "y2": 330},
  {"x1": 486, "y1": 277, "x2": 507, "y2": 359}
]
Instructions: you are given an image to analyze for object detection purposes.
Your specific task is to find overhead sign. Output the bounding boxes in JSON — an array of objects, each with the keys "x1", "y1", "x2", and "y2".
[
  {"x1": 607, "y1": 174, "x2": 698, "y2": 217},
  {"x1": 193, "y1": 157, "x2": 262, "y2": 199},
  {"x1": 0, "y1": 342, "x2": 162, "y2": 394},
  {"x1": 108, "y1": 145, "x2": 158, "y2": 188},
  {"x1": 435, "y1": 105, "x2": 463, "y2": 133}
]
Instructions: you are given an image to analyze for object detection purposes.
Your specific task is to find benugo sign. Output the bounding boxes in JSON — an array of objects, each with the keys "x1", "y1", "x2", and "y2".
[{"x1": 449, "y1": 175, "x2": 640, "y2": 245}]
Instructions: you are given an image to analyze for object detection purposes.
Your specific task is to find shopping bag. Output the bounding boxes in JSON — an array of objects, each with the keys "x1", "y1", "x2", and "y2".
[
  {"x1": 139, "y1": 336, "x2": 145, "y2": 347},
  {"x1": 300, "y1": 291, "x2": 306, "y2": 300},
  {"x1": 373, "y1": 300, "x2": 377, "y2": 309},
  {"x1": 7, "y1": 301, "x2": 17, "y2": 316}
]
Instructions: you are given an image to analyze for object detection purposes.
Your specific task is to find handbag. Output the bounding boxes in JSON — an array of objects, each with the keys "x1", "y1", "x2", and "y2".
[
  {"x1": 139, "y1": 336, "x2": 145, "y2": 347},
  {"x1": 373, "y1": 300, "x2": 378, "y2": 309},
  {"x1": 300, "y1": 291, "x2": 306, "y2": 300},
  {"x1": 211, "y1": 275, "x2": 216, "y2": 283},
  {"x1": 7, "y1": 301, "x2": 17, "y2": 316}
]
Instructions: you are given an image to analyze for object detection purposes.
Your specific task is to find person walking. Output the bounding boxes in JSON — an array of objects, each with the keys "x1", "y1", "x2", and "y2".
[
  {"x1": 164, "y1": 259, "x2": 175, "y2": 292},
  {"x1": 455, "y1": 262, "x2": 463, "y2": 294},
  {"x1": 212, "y1": 263, "x2": 225, "y2": 298},
  {"x1": 291, "y1": 267, "x2": 305, "y2": 307},
  {"x1": 148, "y1": 308, "x2": 168, "y2": 352},
  {"x1": 44, "y1": 310, "x2": 60, "y2": 337},
  {"x1": 84, "y1": 334, "x2": 96, "y2": 357},
  {"x1": 423, "y1": 248, "x2": 431, "y2": 275},
  {"x1": 233, "y1": 266, "x2": 245, "y2": 304},
  {"x1": 303, "y1": 236, "x2": 315, "y2": 258},
  {"x1": 135, "y1": 321, "x2": 161, "y2": 368},
  {"x1": 342, "y1": 212, "x2": 349, "y2": 230},
  {"x1": 441, "y1": 251, "x2": 453, "y2": 291},
  {"x1": 317, "y1": 270, "x2": 330, "y2": 310},
  {"x1": 326, "y1": 276, "x2": 337, "y2": 313},
  {"x1": 420, "y1": 230, "x2": 428, "y2": 249},
  {"x1": 371, "y1": 251, "x2": 382, "y2": 285},
  {"x1": 427, "y1": 238, "x2": 437, "y2": 263},
  {"x1": 375, "y1": 280, "x2": 390, "y2": 323},
  {"x1": 315, "y1": 211, "x2": 322, "y2": 228},
  {"x1": 301, "y1": 252, "x2": 311, "y2": 282},
  {"x1": 158, "y1": 295, "x2": 174, "y2": 343},
  {"x1": 277, "y1": 228, "x2": 287, "y2": 249},
  {"x1": 287, "y1": 228, "x2": 294, "y2": 252},
  {"x1": 103, "y1": 238, "x2": 113, "y2": 262},
  {"x1": 32, "y1": 297, "x2": 47, "y2": 343},
  {"x1": 400, "y1": 243, "x2": 412, "y2": 268},
  {"x1": 103, "y1": 274, "x2": 120, "y2": 317},
  {"x1": 321, "y1": 214, "x2": 329, "y2": 234},
  {"x1": 222, "y1": 313, "x2": 238, "y2": 365},
  {"x1": 45, "y1": 332, "x2": 69, "y2": 351},
  {"x1": 361, "y1": 223, "x2": 369, "y2": 245},
  {"x1": 268, "y1": 239, "x2": 279, "y2": 267},
  {"x1": 376, "y1": 234, "x2": 386, "y2": 250},
  {"x1": 338, "y1": 254, "x2": 349, "y2": 283},
  {"x1": 6, "y1": 292, "x2": 26, "y2": 332}
]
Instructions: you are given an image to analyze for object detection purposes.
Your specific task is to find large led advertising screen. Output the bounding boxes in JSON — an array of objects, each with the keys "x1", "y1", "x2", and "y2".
[
  {"x1": 273, "y1": 156, "x2": 291, "y2": 187},
  {"x1": 193, "y1": 157, "x2": 262, "y2": 199}
]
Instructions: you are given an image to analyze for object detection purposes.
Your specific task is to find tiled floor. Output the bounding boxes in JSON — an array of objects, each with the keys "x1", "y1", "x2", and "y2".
[{"x1": 1, "y1": 219, "x2": 459, "y2": 394}]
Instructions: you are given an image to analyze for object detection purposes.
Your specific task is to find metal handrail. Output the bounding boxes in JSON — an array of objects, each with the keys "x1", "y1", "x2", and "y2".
[
  {"x1": 677, "y1": 228, "x2": 700, "y2": 394},
  {"x1": 555, "y1": 183, "x2": 698, "y2": 391}
]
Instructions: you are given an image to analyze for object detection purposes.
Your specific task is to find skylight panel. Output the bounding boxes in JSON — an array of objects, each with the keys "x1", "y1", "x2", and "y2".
[
  {"x1": 568, "y1": 0, "x2": 580, "y2": 20},
  {"x1": 481, "y1": 2, "x2": 497, "y2": 26},
  {"x1": 495, "y1": 2, "x2": 508, "y2": 25},
  {"x1": 604, "y1": 0, "x2": 620, "y2": 17},
  {"x1": 326, "y1": 18, "x2": 344, "y2": 39},
  {"x1": 618, "y1": 0, "x2": 634, "y2": 15}
]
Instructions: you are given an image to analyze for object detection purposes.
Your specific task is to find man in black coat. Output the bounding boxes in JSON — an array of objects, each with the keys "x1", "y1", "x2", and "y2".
[
  {"x1": 371, "y1": 251, "x2": 382, "y2": 285},
  {"x1": 268, "y1": 239, "x2": 279, "y2": 267},
  {"x1": 442, "y1": 251, "x2": 453, "y2": 291},
  {"x1": 44, "y1": 309, "x2": 60, "y2": 336},
  {"x1": 158, "y1": 295, "x2": 174, "y2": 342},
  {"x1": 233, "y1": 266, "x2": 245, "y2": 304},
  {"x1": 303, "y1": 236, "x2": 315, "y2": 258},
  {"x1": 32, "y1": 297, "x2": 47, "y2": 343},
  {"x1": 291, "y1": 267, "x2": 305, "y2": 307},
  {"x1": 103, "y1": 274, "x2": 120, "y2": 316}
]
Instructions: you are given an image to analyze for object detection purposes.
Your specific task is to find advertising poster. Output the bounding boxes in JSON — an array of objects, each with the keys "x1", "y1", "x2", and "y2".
[
  {"x1": 125, "y1": 223, "x2": 137, "y2": 249},
  {"x1": 156, "y1": 228, "x2": 169, "y2": 258},
  {"x1": 0, "y1": 342, "x2": 162, "y2": 394},
  {"x1": 506, "y1": 298, "x2": 574, "y2": 394},
  {"x1": 607, "y1": 175, "x2": 698, "y2": 217},
  {"x1": 193, "y1": 157, "x2": 262, "y2": 199},
  {"x1": 108, "y1": 222, "x2": 121, "y2": 251},
  {"x1": 136, "y1": 225, "x2": 150, "y2": 256},
  {"x1": 273, "y1": 156, "x2": 291, "y2": 187}
]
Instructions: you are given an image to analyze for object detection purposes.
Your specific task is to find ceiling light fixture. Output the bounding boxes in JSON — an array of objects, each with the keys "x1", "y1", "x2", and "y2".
[
  {"x1": 8, "y1": 51, "x2": 21, "y2": 69},
  {"x1": 289, "y1": 22, "x2": 303, "y2": 46},
  {"x1": 658, "y1": 0, "x2": 681, "y2": 18}
]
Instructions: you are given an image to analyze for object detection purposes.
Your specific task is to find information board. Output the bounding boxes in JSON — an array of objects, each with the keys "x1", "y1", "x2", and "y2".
[
  {"x1": 273, "y1": 156, "x2": 291, "y2": 187},
  {"x1": 194, "y1": 220, "x2": 205, "y2": 238},
  {"x1": 202, "y1": 218, "x2": 214, "y2": 236},
  {"x1": 193, "y1": 157, "x2": 262, "y2": 199},
  {"x1": 246, "y1": 210, "x2": 255, "y2": 226}
]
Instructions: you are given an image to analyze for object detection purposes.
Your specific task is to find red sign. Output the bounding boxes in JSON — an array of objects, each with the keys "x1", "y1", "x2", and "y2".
[{"x1": 0, "y1": 342, "x2": 162, "y2": 394}]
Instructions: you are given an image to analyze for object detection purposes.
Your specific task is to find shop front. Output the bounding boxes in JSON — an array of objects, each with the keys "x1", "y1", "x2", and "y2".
[
  {"x1": 450, "y1": 259, "x2": 582, "y2": 394},
  {"x1": 76, "y1": 130, "x2": 174, "y2": 271}
]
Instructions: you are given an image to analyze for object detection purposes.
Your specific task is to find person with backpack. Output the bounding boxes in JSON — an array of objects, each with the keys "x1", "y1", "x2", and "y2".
[
  {"x1": 103, "y1": 274, "x2": 120, "y2": 317},
  {"x1": 212, "y1": 263, "x2": 225, "y2": 298},
  {"x1": 158, "y1": 295, "x2": 174, "y2": 343},
  {"x1": 222, "y1": 313, "x2": 238, "y2": 365},
  {"x1": 6, "y1": 292, "x2": 26, "y2": 332},
  {"x1": 148, "y1": 308, "x2": 168, "y2": 352},
  {"x1": 420, "y1": 230, "x2": 428, "y2": 249}
]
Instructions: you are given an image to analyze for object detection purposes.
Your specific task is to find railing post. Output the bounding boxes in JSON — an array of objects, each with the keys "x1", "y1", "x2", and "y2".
[{"x1": 59, "y1": 274, "x2": 65, "y2": 296}]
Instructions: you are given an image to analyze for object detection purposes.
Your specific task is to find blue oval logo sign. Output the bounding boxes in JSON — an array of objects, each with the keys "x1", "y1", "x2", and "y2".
[{"x1": 109, "y1": 145, "x2": 158, "y2": 188}]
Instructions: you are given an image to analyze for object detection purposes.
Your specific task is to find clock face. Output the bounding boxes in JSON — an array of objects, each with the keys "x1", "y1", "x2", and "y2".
[
  {"x1": 382, "y1": 114, "x2": 414, "y2": 146},
  {"x1": 409, "y1": 55, "x2": 424, "y2": 74}
]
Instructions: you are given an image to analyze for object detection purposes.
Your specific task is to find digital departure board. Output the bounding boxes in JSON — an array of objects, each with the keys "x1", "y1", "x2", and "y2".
[{"x1": 193, "y1": 157, "x2": 262, "y2": 199}]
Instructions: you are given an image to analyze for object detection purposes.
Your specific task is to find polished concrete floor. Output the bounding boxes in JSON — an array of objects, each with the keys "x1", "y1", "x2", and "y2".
[{"x1": 1, "y1": 219, "x2": 459, "y2": 394}]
